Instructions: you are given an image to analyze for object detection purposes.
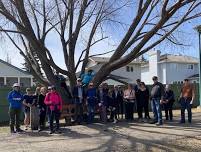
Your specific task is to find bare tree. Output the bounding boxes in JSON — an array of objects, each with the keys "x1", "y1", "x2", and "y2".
[{"x1": 0, "y1": 0, "x2": 200, "y2": 101}]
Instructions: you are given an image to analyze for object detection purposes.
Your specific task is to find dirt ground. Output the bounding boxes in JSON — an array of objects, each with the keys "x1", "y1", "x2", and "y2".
[{"x1": 0, "y1": 109, "x2": 201, "y2": 152}]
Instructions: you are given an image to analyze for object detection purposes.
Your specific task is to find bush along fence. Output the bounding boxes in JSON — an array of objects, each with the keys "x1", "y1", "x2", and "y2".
[{"x1": 0, "y1": 84, "x2": 199, "y2": 124}]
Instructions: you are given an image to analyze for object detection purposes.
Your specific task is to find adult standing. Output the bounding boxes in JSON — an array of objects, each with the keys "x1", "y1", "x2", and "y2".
[
  {"x1": 118, "y1": 86, "x2": 124, "y2": 119},
  {"x1": 38, "y1": 87, "x2": 47, "y2": 132},
  {"x1": 136, "y1": 82, "x2": 150, "y2": 122},
  {"x1": 45, "y1": 86, "x2": 63, "y2": 134},
  {"x1": 112, "y1": 85, "x2": 122, "y2": 120},
  {"x1": 163, "y1": 85, "x2": 175, "y2": 121},
  {"x1": 86, "y1": 83, "x2": 97, "y2": 124},
  {"x1": 23, "y1": 88, "x2": 36, "y2": 130},
  {"x1": 97, "y1": 83, "x2": 109, "y2": 123},
  {"x1": 72, "y1": 78, "x2": 85, "y2": 124},
  {"x1": 180, "y1": 79, "x2": 195, "y2": 124},
  {"x1": 124, "y1": 84, "x2": 136, "y2": 121},
  {"x1": 150, "y1": 76, "x2": 164, "y2": 126},
  {"x1": 7, "y1": 83, "x2": 24, "y2": 133}
]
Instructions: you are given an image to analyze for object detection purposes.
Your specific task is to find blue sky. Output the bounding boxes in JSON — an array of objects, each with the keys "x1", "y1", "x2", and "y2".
[{"x1": 0, "y1": 2, "x2": 200, "y2": 70}]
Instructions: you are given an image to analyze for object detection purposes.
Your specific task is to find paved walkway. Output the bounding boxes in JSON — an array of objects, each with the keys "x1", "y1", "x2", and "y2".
[{"x1": 0, "y1": 111, "x2": 201, "y2": 152}]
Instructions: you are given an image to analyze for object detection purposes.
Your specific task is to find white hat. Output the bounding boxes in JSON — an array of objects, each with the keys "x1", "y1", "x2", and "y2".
[{"x1": 12, "y1": 83, "x2": 20, "y2": 88}]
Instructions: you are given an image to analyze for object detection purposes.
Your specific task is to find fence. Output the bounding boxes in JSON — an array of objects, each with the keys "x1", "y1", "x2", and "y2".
[{"x1": 0, "y1": 84, "x2": 199, "y2": 123}]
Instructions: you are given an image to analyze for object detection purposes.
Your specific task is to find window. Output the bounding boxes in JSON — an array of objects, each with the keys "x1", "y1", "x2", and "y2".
[
  {"x1": 130, "y1": 67, "x2": 134, "y2": 72},
  {"x1": 187, "y1": 64, "x2": 194, "y2": 70},
  {"x1": 126, "y1": 66, "x2": 130, "y2": 72}
]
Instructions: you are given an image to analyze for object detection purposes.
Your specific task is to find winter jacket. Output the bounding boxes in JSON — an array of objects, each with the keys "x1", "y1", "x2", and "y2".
[
  {"x1": 7, "y1": 90, "x2": 24, "y2": 109},
  {"x1": 44, "y1": 91, "x2": 63, "y2": 111}
]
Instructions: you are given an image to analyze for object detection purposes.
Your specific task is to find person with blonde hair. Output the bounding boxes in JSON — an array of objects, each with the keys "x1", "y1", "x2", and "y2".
[
  {"x1": 38, "y1": 87, "x2": 47, "y2": 132},
  {"x1": 124, "y1": 84, "x2": 136, "y2": 121}
]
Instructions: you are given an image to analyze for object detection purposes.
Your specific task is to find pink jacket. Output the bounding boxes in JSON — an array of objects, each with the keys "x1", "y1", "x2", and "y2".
[{"x1": 44, "y1": 91, "x2": 63, "y2": 111}]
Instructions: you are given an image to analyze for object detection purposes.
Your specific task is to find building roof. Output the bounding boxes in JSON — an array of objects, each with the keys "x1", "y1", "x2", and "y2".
[
  {"x1": 188, "y1": 74, "x2": 199, "y2": 79},
  {"x1": 0, "y1": 59, "x2": 32, "y2": 76},
  {"x1": 89, "y1": 57, "x2": 145, "y2": 64},
  {"x1": 159, "y1": 54, "x2": 198, "y2": 64}
]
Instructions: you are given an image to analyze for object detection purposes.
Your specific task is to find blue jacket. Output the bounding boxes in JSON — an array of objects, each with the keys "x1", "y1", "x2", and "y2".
[
  {"x1": 7, "y1": 90, "x2": 24, "y2": 109},
  {"x1": 81, "y1": 73, "x2": 94, "y2": 85},
  {"x1": 86, "y1": 88, "x2": 97, "y2": 106}
]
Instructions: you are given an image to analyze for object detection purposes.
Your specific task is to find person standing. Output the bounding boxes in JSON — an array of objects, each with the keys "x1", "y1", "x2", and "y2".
[
  {"x1": 180, "y1": 79, "x2": 195, "y2": 124},
  {"x1": 45, "y1": 86, "x2": 63, "y2": 134},
  {"x1": 72, "y1": 78, "x2": 85, "y2": 124},
  {"x1": 118, "y1": 86, "x2": 124, "y2": 119},
  {"x1": 97, "y1": 83, "x2": 109, "y2": 123},
  {"x1": 136, "y1": 82, "x2": 150, "y2": 122},
  {"x1": 112, "y1": 86, "x2": 120, "y2": 119},
  {"x1": 23, "y1": 88, "x2": 36, "y2": 130},
  {"x1": 86, "y1": 83, "x2": 97, "y2": 124},
  {"x1": 38, "y1": 87, "x2": 47, "y2": 132},
  {"x1": 124, "y1": 84, "x2": 136, "y2": 121},
  {"x1": 163, "y1": 85, "x2": 175, "y2": 121},
  {"x1": 150, "y1": 76, "x2": 164, "y2": 126},
  {"x1": 7, "y1": 83, "x2": 24, "y2": 133},
  {"x1": 109, "y1": 88, "x2": 118, "y2": 123}
]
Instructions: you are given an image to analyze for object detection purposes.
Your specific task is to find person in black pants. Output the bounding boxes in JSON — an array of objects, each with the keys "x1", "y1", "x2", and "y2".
[
  {"x1": 124, "y1": 84, "x2": 136, "y2": 121},
  {"x1": 38, "y1": 87, "x2": 47, "y2": 132},
  {"x1": 118, "y1": 86, "x2": 124, "y2": 119},
  {"x1": 136, "y1": 82, "x2": 150, "y2": 122},
  {"x1": 163, "y1": 85, "x2": 175, "y2": 121}
]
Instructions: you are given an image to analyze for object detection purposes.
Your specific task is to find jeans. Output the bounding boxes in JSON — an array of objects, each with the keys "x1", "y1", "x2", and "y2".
[
  {"x1": 87, "y1": 105, "x2": 95, "y2": 124},
  {"x1": 9, "y1": 108, "x2": 21, "y2": 131},
  {"x1": 49, "y1": 110, "x2": 61, "y2": 132},
  {"x1": 151, "y1": 98, "x2": 162, "y2": 124},
  {"x1": 180, "y1": 97, "x2": 192, "y2": 123}
]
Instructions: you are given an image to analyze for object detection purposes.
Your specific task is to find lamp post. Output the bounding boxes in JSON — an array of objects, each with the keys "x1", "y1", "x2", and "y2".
[{"x1": 195, "y1": 25, "x2": 201, "y2": 107}]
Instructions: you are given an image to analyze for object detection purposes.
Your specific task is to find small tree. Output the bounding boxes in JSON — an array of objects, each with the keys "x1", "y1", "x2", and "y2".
[{"x1": 0, "y1": 0, "x2": 200, "y2": 101}]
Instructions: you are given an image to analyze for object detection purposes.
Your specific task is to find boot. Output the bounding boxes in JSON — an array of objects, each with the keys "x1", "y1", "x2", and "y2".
[{"x1": 10, "y1": 126, "x2": 16, "y2": 133}]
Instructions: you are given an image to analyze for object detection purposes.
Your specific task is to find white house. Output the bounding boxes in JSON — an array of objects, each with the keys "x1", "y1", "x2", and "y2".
[
  {"x1": 141, "y1": 50, "x2": 199, "y2": 84},
  {"x1": 85, "y1": 57, "x2": 145, "y2": 85},
  {"x1": 0, "y1": 59, "x2": 34, "y2": 87}
]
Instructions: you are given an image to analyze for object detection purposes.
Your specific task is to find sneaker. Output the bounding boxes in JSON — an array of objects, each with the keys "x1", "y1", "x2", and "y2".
[
  {"x1": 156, "y1": 122, "x2": 163, "y2": 126},
  {"x1": 49, "y1": 131, "x2": 54, "y2": 134},
  {"x1": 16, "y1": 128, "x2": 24, "y2": 133},
  {"x1": 113, "y1": 119, "x2": 118, "y2": 124},
  {"x1": 180, "y1": 121, "x2": 185, "y2": 124},
  {"x1": 55, "y1": 129, "x2": 62, "y2": 134},
  {"x1": 38, "y1": 128, "x2": 42, "y2": 132},
  {"x1": 10, "y1": 130, "x2": 16, "y2": 134},
  {"x1": 150, "y1": 121, "x2": 157, "y2": 124}
]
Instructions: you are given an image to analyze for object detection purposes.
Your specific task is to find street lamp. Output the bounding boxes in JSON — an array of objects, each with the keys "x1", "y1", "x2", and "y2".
[{"x1": 195, "y1": 25, "x2": 201, "y2": 107}]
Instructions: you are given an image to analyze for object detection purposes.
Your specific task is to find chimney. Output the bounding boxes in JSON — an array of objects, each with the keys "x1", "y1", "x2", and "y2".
[{"x1": 148, "y1": 50, "x2": 161, "y2": 77}]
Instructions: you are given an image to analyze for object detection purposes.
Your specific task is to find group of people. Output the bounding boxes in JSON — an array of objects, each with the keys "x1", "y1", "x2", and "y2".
[
  {"x1": 7, "y1": 73, "x2": 195, "y2": 134},
  {"x1": 8, "y1": 84, "x2": 63, "y2": 134}
]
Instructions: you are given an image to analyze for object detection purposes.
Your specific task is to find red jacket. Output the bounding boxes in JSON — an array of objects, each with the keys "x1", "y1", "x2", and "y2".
[{"x1": 44, "y1": 91, "x2": 63, "y2": 111}]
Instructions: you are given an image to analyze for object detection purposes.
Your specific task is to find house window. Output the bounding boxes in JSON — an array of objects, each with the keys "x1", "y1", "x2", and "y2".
[
  {"x1": 130, "y1": 67, "x2": 134, "y2": 72},
  {"x1": 187, "y1": 64, "x2": 194, "y2": 70},
  {"x1": 126, "y1": 66, "x2": 130, "y2": 72}
]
